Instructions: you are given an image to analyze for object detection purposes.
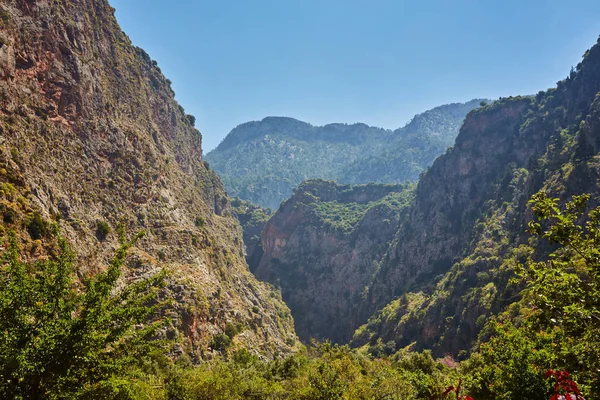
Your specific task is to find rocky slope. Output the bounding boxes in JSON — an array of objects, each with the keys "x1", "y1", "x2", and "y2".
[
  {"x1": 252, "y1": 37, "x2": 600, "y2": 357},
  {"x1": 0, "y1": 0, "x2": 296, "y2": 358},
  {"x1": 254, "y1": 180, "x2": 414, "y2": 343},
  {"x1": 205, "y1": 100, "x2": 484, "y2": 209},
  {"x1": 356, "y1": 37, "x2": 600, "y2": 356}
]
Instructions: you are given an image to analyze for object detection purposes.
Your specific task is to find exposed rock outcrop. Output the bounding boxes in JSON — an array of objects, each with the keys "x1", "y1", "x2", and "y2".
[{"x1": 0, "y1": 0, "x2": 296, "y2": 358}]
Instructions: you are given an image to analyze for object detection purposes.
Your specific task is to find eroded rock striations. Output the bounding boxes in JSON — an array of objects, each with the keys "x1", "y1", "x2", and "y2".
[{"x1": 0, "y1": 0, "x2": 296, "y2": 358}]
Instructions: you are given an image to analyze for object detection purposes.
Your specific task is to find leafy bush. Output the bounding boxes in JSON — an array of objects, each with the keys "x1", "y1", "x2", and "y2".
[
  {"x1": 96, "y1": 220, "x2": 110, "y2": 241},
  {"x1": 463, "y1": 322, "x2": 553, "y2": 400},
  {"x1": 0, "y1": 230, "x2": 167, "y2": 399},
  {"x1": 194, "y1": 216, "x2": 205, "y2": 228},
  {"x1": 210, "y1": 333, "x2": 232, "y2": 353},
  {"x1": 186, "y1": 114, "x2": 196, "y2": 126},
  {"x1": 463, "y1": 193, "x2": 600, "y2": 399},
  {"x1": 224, "y1": 322, "x2": 240, "y2": 339},
  {"x1": 26, "y1": 212, "x2": 48, "y2": 239}
]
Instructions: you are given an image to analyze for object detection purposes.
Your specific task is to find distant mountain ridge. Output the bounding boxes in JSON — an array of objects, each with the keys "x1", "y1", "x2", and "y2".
[
  {"x1": 216, "y1": 117, "x2": 388, "y2": 151},
  {"x1": 205, "y1": 99, "x2": 487, "y2": 209}
]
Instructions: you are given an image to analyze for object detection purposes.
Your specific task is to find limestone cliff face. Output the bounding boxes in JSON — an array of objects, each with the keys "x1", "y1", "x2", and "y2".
[
  {"x1": 368, "y1": 98, "x2": 537, "y2": 302},
  {"x1": 255, "y1": 180, "x2": 413, "y2": 343},
  {"x1": 230, "y1": 198, "x2": 270, "y2": 272},
  {"x1": 0, "y1": 0, "x2": 295, "y2": 357}
]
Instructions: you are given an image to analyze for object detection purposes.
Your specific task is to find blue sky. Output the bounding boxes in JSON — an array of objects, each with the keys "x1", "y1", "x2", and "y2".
[{"x1": 111, "y1": 0, "x2": 600, "y2": 152}]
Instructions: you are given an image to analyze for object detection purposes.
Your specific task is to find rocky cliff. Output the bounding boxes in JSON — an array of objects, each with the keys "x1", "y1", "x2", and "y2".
[
  {"x1": 254, "y1": 180, "x2": 414, "y2": 343},
  {"x1": 0, "y1": 0, "x2": 296, "y2": 358},
  {"x1": 230, "y1": 197, "x2": 271, "y2": 272}
]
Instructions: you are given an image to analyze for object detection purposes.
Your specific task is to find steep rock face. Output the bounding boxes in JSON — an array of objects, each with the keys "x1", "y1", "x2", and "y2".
[
  {"x1": 230, "y1": 197, "x2": 270, "y2": 272},
  {"x1": 0, "y1": 0, "x2": 295, "y2": 357},
  {"x1": 205, "y1": 100, "x2": 484, "y2": 209},
  {"x1": 356, "y1": 37, "x2": 600, "y2": 356},
  {"x1": 255, "y1": 180, "x2": 414, "y2": 343},
  {"x1": 370, "y1": 97, "x2": 537, "y2": 298}
]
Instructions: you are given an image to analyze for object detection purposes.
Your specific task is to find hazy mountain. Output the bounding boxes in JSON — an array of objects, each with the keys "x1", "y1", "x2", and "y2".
[{"x1": 205, "y1": 99, "x2": 485, "y2": 209}]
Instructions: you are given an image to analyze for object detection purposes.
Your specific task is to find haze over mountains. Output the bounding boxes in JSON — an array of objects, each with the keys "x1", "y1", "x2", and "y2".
[{"x1": 205, "y1": 99, "x2": 485, "y2": 209}]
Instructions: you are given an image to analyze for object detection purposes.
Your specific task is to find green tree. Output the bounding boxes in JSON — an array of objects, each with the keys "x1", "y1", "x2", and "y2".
[
  {"x1": 0, "y1": 228, "x2": 167, "y2": 399},
  {"x1": 96, "y1": 220, "x2": 110, "y2": 241},
  {"x1": 463, "y1": 193, "x2": 600, "y2": 399},
  {"x1": 522, "y1": 192, "x2": 600, "y2": 394},
  {"x1": 463, "y1": 321, "x2": 553, "y2": 400}
]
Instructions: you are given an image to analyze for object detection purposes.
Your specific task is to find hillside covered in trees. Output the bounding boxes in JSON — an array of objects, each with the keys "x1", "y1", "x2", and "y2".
[
  {"x1": 251, "y1": 35, "x2": 600, "y2": 398},
  {"x1": 205, "y1": 99, "x2": 484, "y2": 209}
]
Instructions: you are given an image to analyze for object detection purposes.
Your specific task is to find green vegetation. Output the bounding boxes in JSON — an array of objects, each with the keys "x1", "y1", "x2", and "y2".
[
  {"x1": 459, "y1": 192, "x2": 600, "y2": 399},
  {"x1": 194, "y1": 216, "x2": 205, "y2": 228},
  {"x1": 352, "y1": 39, "x2": 600, "y2": 365},
  {"x1": 186, "y1": 114, "x2": 196, "y2": 126},
  {"x1": 310, "y1": 200, "x2": 369, "y2": 234},
  {"x1": 520, "y1": 193, "x2": 600, "y2": 392},
  {"x1": 290, "y1": 180, "x2": 415, "y2": 235},
  {"x1": 2, "y1": 194, "x2": 597, "y2": 398},
  {"x1": 210, "y1": 333, "x2": 232, "y2": 353},
  {"x1": 307, "y1": 185, "x2": 414, "y2": 235},
  {"x1": 26, "y1": 212, "x2": 48, "y2": 240},
  {"x1": 77, "y1": 343, "x2": 463, "y2": 399},
  {"x1": 205, "y1": 100, "x2": 485, "y2": 209},
  {"x1": 0, "y1": 228, "x2": 167, "y2": 399},
  {"x1": 353, "y1": 193, "x2": 600, "y2": 399},
  {"x1": 253, "y1": 180, "x2": 416, "y2": 343},
  {"x1": 96, "y1": 220, "x2": 110, "y2": 241}
]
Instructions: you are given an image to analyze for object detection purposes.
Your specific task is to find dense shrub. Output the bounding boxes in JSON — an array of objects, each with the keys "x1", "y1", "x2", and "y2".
[
  {"x1": 96, "y1": 220, "x2": 110, "y2": 241},
  {"x1": 0, "y1": 229, "x2": 166, "y2": 399},
  {"x1": 26, "y1": 212, "x2": 48, "y2": 239}
]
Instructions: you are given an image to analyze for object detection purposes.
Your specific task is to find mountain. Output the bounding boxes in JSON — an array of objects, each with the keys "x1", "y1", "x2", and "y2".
[
  {"x1": 205, "y1": 100, "x2": 485, "y2": 209},
  {"x1": 0, "y1": 0, "x2": 296, "y2": 358},
  {"x1": 340, "y1": 101, "x2": 487, "y2": 184},
  {"x1": 254, "y1": 180, "x2": 414, "y2": 343},
  {"x1": 357, "y1": 39, "x2": 600, "y2": 356},
  {"x1": 253, "y1": 37, "x2": 600, "y2": 358}
]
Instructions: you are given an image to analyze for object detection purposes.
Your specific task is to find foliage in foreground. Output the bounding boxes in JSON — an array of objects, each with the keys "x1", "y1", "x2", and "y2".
[
  {"x1": 116, "y1": 345, "x2": 461, "y2": 400},
  {"x1": 0, "y1": 227, "x2": 167, "y2": 399},
  {"x1": 1, "y1": 192, "x2": 599, "y2": 399},
  {"x1": 463, "y1": 192, "x2": 600, "y2": 399}
]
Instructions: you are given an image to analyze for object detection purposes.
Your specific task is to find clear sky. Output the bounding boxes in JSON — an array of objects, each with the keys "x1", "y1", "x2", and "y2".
[{"x1": 110, "y1": 0, "x2": 600, "y2": 152}]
